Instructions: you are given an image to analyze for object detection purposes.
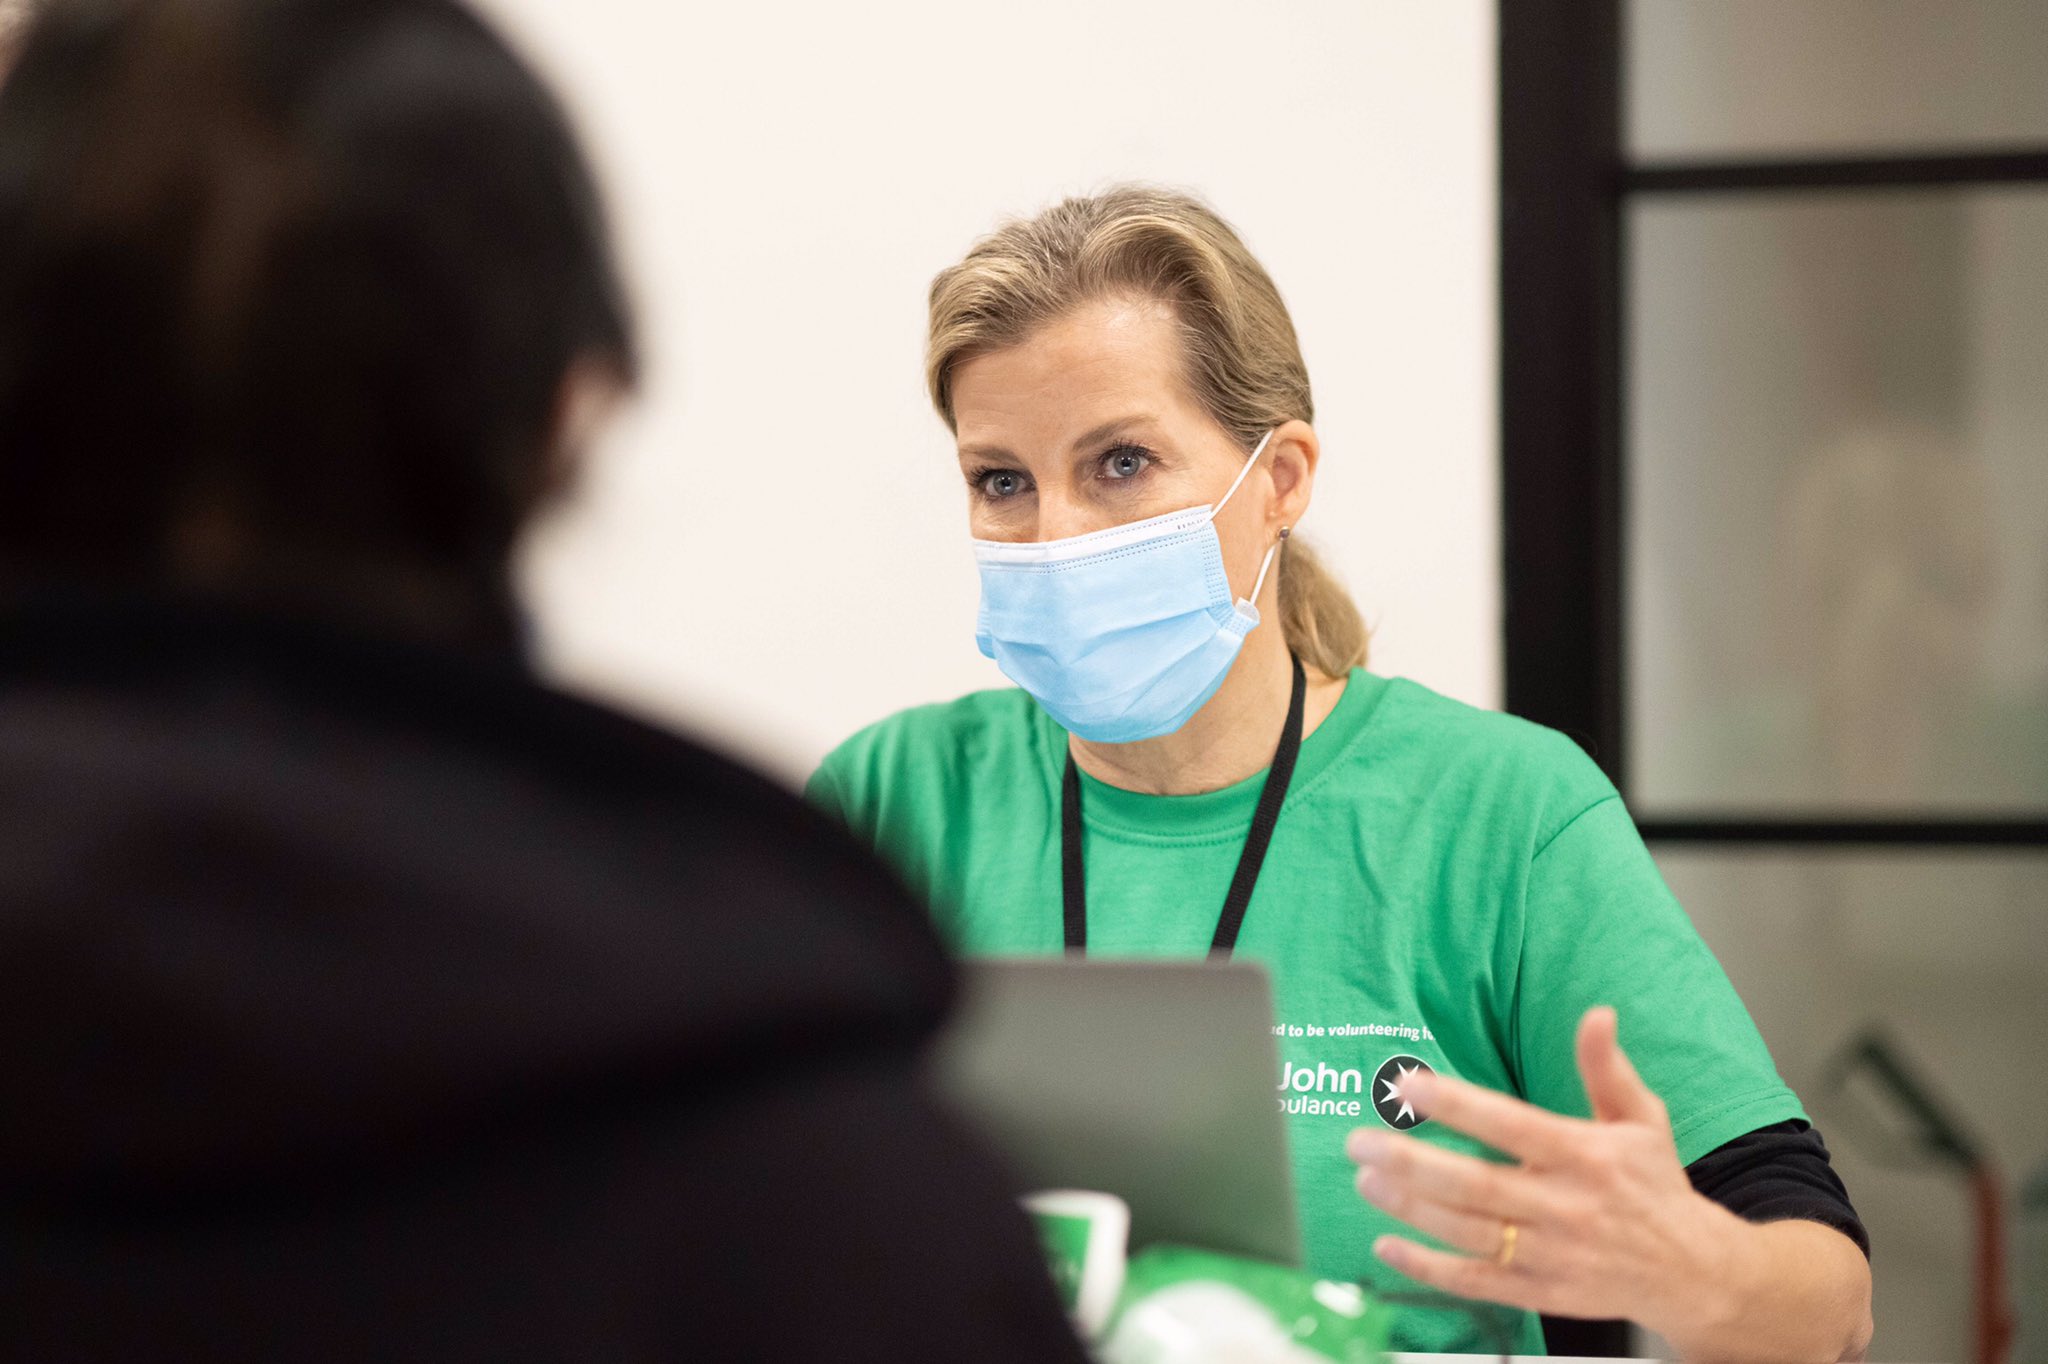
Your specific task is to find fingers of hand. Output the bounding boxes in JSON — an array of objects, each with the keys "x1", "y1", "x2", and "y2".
[
  {"x1": 1346, "y1": 1128, "x2": 1561, "y2": 1228},
  {"x1": 1372, "y1": 1235, "x2": 1546, "y2": 1314},
  {"x1": 1399, "y1": 1069, "x2": 1580, "y2": 1166},
  {"x1": 1354, "y1": 1165, "x2": 1520, "y2": 1260},
  {"x1": 1574, "y1": 1006, "x2": 1666, "y2": 1127}
]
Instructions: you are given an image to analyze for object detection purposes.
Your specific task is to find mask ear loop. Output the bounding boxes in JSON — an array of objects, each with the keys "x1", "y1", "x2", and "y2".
[
  {"x1": 1239, "y1": 525, "x2": 1290, "y2": 613},
  {"x1": 1210, "y1": 428, "x2": 1277, "y2": 520}
]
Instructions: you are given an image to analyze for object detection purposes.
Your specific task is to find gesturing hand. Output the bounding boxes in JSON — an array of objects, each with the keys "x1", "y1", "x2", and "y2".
[{"x1": 1344, "y1": 1006, "x2": 1740, "y2": 1341}]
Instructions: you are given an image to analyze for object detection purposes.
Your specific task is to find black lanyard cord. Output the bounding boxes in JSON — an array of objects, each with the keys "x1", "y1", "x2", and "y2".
[{"x1": 1061, "y1": 652, "x2": 1308, "y2": 958}]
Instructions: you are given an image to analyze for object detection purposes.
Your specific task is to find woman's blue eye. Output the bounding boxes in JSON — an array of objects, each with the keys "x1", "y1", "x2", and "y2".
[
  {"x1": 980, "y1": 470, "x2": 1026, "y2": 499},
  {"x1": 1102, "y1": 446, "x2": 1151, "y2": 480}
]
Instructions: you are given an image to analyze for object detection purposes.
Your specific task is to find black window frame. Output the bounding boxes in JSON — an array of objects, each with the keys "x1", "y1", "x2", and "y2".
[
  {"x1": 1501, "y1": 0, "x2": 2048, "y2": 848},
  {"x1": 1498, "y1": 2, "x2": 2048, "y2": 1354}
]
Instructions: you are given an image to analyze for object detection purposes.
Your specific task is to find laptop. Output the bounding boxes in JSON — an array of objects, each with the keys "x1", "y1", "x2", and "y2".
[{"x1": 927, "y1": 957, "x2": 1302, "y2": 1267}]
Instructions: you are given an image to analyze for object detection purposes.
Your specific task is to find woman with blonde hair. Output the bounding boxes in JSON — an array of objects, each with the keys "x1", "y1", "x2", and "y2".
[{"x1": 812, "y1": 186, "x2": 1873, "y2": 1357}]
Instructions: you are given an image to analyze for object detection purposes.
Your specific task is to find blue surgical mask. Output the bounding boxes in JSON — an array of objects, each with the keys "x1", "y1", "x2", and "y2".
[{"x1": 972, "y1": 430, "x2": 1285, "y2": 744}]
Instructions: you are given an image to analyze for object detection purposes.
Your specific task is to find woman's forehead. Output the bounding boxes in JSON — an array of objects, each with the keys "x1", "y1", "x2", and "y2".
[{"x1": 952, "y1": 298, "x2": 1198, "y2": 451}]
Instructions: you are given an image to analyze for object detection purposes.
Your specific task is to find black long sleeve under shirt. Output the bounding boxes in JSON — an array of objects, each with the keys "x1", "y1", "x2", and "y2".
[{"x1": 1688, "y1": 1119, "x2": 1869, "y2": 1258}]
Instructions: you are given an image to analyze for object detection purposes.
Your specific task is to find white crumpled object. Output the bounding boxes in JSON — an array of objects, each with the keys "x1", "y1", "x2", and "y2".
[{"x1": 1098, "y1": 1281, "x2": 1334, "y2": 1364}]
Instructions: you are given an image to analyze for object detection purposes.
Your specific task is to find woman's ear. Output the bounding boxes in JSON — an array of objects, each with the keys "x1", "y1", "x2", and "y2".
[
  {"x1": 1265, "y1": 419, "x2": 1320, "y2": 530},
  {"x1": 539, "y1": 356, "x2": 627, "y2": 502}
]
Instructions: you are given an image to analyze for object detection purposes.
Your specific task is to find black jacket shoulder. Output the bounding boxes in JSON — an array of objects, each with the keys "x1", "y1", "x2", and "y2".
[{"x1": 0, "y1": 591, "x2": 1084, "y2": 1363}]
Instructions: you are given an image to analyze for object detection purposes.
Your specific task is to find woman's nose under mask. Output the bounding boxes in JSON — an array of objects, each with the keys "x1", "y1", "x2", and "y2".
[{"x1": 971, "y1": 430, "x2": 1285, "y2": 744}]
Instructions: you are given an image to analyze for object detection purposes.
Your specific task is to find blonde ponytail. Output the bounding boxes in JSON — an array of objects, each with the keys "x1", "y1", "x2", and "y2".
[{"x1": 1278, "y1": 538, "x2": 1367, "y2": 676}]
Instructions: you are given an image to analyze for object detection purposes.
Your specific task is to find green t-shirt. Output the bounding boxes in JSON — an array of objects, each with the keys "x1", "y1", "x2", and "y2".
[{"x1": 809, "y1": 670, "x2": 1803, "y2": 1354}]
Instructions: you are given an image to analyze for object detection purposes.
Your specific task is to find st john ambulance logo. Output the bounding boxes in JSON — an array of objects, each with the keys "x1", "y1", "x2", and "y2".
[{"x1": 1372, "y1": 1055, "x2": 1435, "y2": 1130}]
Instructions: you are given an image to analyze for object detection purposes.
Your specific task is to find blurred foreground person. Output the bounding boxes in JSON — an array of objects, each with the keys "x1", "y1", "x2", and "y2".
[
  {"x1": 0, "y1": 2, "x2": 1086, "y2": 1359},
  {"x1": 2, "y1": 1, "x2": 33, "y2": 69}
]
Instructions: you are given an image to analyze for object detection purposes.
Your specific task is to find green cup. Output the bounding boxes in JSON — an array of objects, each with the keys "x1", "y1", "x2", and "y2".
[{"x1": 1021, "y1": 1189, "x2": 1131, "y2": 1340}]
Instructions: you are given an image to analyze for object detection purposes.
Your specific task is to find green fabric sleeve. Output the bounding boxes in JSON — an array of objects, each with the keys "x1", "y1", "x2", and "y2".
[{"x1": 1512, "y1": 794, "x2": 1805, "y2": 1166}]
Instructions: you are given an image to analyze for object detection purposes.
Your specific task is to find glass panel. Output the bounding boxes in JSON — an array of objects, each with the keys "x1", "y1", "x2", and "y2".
[
  {"x1": 1654, "y1": 848, "x2": 2048, "y2": 1364},
  {"x1": 1626, "y1": 189, "x2": 2048, "y2": 815},
  {"x1": 1627, "y1": 0, "x2": 2048, "y2": 160}
]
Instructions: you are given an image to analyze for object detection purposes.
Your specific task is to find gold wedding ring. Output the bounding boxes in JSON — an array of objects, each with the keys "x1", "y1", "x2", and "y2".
[{"x1": 1495, "y1": 1220, "x2": 1519, "y2": 1269}]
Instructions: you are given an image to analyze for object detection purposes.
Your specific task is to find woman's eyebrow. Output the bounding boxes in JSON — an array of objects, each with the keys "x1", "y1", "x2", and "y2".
[
  {"x1": 1067, "y1": 415, "x2": 1154, "y2": 452},
  {"x1": 957, "y1": 416, "x2": 1157, "y2": 464}
]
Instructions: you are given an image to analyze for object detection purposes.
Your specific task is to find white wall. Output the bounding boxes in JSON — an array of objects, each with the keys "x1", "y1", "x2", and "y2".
[{"x1": 489, "y1": 0, "x2": 1499, "y2": 783}]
